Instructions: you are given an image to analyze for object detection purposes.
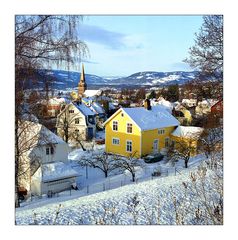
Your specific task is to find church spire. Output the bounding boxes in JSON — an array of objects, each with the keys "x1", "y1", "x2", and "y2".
[
  {"x1": 78, "y1": 63, "x2": 87, "y2": 96},
  {"x1": 80, "y1": 63, "x2": 85, "y2": 82}
]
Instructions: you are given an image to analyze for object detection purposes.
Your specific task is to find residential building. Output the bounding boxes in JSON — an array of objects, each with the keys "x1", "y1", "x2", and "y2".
[
  {"x1": 56, "y1": 101, "x2": 96, "y2": 141},
  {"x1": 103, "y1": 99, "x2": 180, "y2": 158},
  {"x1": 170, "y1": 126, "x2": 203, "y2": 156},
  {"x1": 211, "y1": 99, "x2": 223, "y2": 116},
  {"x1": 38, "y1": 97, "x2": 67, "y2": 118},
  {"x1": 17, "y1": 121, "x2": 78, "y2": 197}
]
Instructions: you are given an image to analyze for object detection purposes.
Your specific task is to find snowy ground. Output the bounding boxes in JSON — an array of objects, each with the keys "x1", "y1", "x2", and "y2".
[
  {"x1": 16, "y1": 142, "x2": 213, "y2": 225},
  {"x1": 15, "y1": 161, "x2": 220, "y2": 225},
  {"x1": 19, "y1": 140, "x2": 206, "y2": 210}
]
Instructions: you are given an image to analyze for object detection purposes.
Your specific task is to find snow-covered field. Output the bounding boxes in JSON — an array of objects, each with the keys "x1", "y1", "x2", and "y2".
[
  {"x1": 15, "y1": 147, "x2": 222, "y2": 225},
  {"x1": 15, "y1": 164, "x2": 220, "y2": 225}
]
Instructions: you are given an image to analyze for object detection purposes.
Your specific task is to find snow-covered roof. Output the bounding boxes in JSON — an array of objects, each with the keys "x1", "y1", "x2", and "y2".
[
  {"x1": 42, "y1": 162, "x2": 79, "y2": 182},
  {"x1": 21, "y1": 113, "x2": 39, "y2": 123},
  {"x1": 105, "y1": 105, "x2": 179, "y2": 131},
  {"x1": 198, "y1": 99, "x2": 219, "y2": 107},
  {"x1": 91, "y1": 102, "x2": 105, "y2": 114},
  {"x1": 151, "y1": 98, "x2": 173, "y2": 113},
  {"x1": 171, "y1": 126, "x2": 203, "y2": 139},
  {"x1": 73, "y1": 102, "x2": 95, "y2": 116},
  {"x1": 84, "y1": 90, "x2": 102, "y2": 97},
  {"x1": 182, "y1": 99, "x2": 197, "y2": 104},
  {"x1": 18, "y1": 120, "x2": 66, "y2": 148},
  {"x1": 40, "y1": 97, "x2": 66, "y2": 105},
  {"x1": 109, "y1": 102, "x2": 116, "y2": 110}
]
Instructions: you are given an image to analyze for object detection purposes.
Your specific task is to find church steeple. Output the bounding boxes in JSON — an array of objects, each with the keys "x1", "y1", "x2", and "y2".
[{"x1": 78, "y1": 63, "x2": 87, "y2": 96}]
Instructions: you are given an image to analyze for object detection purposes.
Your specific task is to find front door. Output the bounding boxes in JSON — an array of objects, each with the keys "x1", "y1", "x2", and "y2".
[
  {"x1": 153, "y1": 139, "x2": 159, "y2": 154},
  {"x1": 87, "y1": 127, "x2": 94, "y2": 140}
]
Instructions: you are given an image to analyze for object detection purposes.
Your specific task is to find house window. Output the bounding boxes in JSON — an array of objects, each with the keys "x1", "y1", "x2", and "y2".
[
  {"x1": 75, "y1": 118, "x2": 79, "y2": 124},
  {"x1": 113, "y1": 121, "x2": 118, "y2": 131},
  {"x1": 75, "y1": 129, "x2": 79, "y2": 133},
  {"x1": 69, "y1": 109, "x2": 74, "y2": 113},
  {"x1": 165, "y1": 138, "x2": 170, "y2": 148},
  {"x1": 50, "y1": 147, "x2": 54, "y2": 154},
  {"x1": 158, "y1": 129, "x2": 165, "y2": 135},
  {"x1": 127, "y1": 123, "x2": 133, "y2": 133},
  {"x1": 126, "y1": 140, "x2": 132, "y2": 152},
  {"x1": 112, "y1": 138, "x2": 120, "y2": 145},
  {"x1": 46, "y1": 146, "x2": 54, "y2": 155},
  {"x1": 88, "y1": 116, "x2": 95, "y2": 125}
]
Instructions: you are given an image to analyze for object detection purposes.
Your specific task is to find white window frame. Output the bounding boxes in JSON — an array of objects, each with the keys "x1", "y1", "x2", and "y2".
[
  {"x1": 112, "y1": 138, "x2": 120, "y2": 145},
  {"x1": 126, "y1": 123, "x2": 133, "y2": 134},
  {"x1": 126, "y1": 140, "x2": 132, "y2": 153},
  {"x1": 112, "y1": 121, "x2": 118, "y2": 131},
  {"x1": 46, "y1": 146, "x2": 54, "y2": 155},
  {"x1": 158, "y1": 128, "x2": 165, "y2": 135},
  {"x1": 153, "y1": 139, "x2": 159, "y2": 153}
]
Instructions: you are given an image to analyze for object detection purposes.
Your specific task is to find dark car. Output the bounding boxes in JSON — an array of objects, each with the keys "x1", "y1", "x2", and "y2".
[{"x1": 144, "y1": 153, "x2": 164, "y2": 163}]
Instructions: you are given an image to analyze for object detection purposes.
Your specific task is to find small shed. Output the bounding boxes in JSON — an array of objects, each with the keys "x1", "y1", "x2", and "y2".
[{"x1": 31, "y1": 162, "x2": 79, "y2": 196}]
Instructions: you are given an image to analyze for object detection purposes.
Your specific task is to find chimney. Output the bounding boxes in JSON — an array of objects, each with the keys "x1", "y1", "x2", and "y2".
[
  {"x1": 76, "y1": 96, "x2": 82, "y2": 105},
  {"x1": 144, "y1": 98, "x2": 151, "y2": 110}
]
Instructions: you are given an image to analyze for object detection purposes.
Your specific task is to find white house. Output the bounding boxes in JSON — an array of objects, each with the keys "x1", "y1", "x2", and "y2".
[
  {"x1": 196, "y1": 99, "x2": 219, "y2": 116},
  {"x1": 18, "y1": 121, "x2": 78, "y2": 197},
  {"x1": 151, "y1": 97, "x2": 173, "y2": 113},
  {"x1": 56, "y1": 101, "x2": 96, "y2": 141},
  {"x1": 182, "y1": 99, "x2": 197, "y2": 108}
]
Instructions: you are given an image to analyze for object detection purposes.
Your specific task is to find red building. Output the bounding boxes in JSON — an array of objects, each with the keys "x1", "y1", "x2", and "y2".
[{"x1": 211, "y1": 99, "x2": 223, "y2": 116}]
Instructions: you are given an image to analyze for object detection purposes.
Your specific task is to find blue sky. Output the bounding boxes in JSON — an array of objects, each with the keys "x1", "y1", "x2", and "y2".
[{"x1": 75, "y1": 15, "x2": 204, "y2": 76}]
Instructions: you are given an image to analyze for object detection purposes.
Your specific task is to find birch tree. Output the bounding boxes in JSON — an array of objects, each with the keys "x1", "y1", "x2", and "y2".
[
  {"x1": 185, "y1": 15, "x2": 223, "y2": 80},
  {"x1": 15, "y1": 15, "x2": 88, "y2": 207}
]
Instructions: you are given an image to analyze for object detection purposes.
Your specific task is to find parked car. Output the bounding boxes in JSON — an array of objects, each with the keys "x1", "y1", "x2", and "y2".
[{"x1": 144, "y1": 153, "x2": 164, "y2": 163}]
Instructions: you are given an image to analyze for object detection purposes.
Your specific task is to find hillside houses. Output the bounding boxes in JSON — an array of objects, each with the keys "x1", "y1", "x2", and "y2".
[
  {"x1": 17, "y1": 120, "x2": 78, "y2": 197},
  {"x1": 38, "y1": 97, "x2": 67, "y2": 118},
  {"x1": 171, "y1": 126, "x2": 204, "y2": 156},
  {"x1": 56, "y1": 101, "x2": 96, "y2": 142}
]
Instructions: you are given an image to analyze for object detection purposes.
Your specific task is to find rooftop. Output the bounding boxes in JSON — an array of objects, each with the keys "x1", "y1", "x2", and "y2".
[
  {"x1": 121, "y1": 105, "x2": 180, "y2": 131},
  {"x1": 171, "y1": 126, "x2": 203, "y2": 139}
]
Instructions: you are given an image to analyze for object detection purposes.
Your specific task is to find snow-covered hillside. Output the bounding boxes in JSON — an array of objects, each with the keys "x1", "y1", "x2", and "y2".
[
  {"x1": 25, "y1": 69, "x2": 200, "y2": 90},
  {"x1": 16, "y1": 161, "x2": 222, "y2": 225},
  {"x1": 117, "y1": 71, "x2": 199, "y2": 86}
]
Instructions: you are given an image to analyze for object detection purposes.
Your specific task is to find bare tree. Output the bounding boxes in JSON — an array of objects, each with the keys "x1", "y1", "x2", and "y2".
[
  {"x1": 15, "y1": 119, "x2": 56, "y2": 207},
  {"x1": 198, "y1": 127, "x2": 223, "y2": 169},
  {"x1": 113, "y1": 152, "x2": 142, "y2": 182},
  {"x1": 185, "y1": 15, "x2": 223, "y2": 80},
  {"x1": 79, "y1": 152, "x2": 116, "y2": 178},
  {"x1": 168, "y1": 137, "x2": 198, "y2": 168},
  {"x1": 15, "y1": 15, "x2": 88, "y2": 207}
]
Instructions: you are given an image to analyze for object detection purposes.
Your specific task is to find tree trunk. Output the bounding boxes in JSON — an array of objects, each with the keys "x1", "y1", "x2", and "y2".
[
  {"x1": 15, "y1": 116, "x2": 20, "y2": 208},
  {"x1": 78, "y1": 141, "x2": 86, "y2": 151},
  {"x1": 104, "y1": 171, "x2": 108, "y2": 178},
  {"x1": 185, "y1": 159, "x2": 188, "y2": 168},
  {"x1": 132, "y1": 172, "x2": 135, "y2": 182}
]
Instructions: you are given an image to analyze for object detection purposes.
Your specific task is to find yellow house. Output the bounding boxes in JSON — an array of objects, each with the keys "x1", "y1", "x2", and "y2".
[
  {"x1": 170, "y1": 126, "x2": 203, "y2": 156},
  {"x1": 174, "y1": 105, "x2": 192, "y2": 125},
  {"x1": 103, "y1": 101, "x2": 180, "y2": 158}
]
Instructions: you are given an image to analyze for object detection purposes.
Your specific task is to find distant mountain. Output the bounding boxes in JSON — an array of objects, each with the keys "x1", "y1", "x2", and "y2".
[
  {"x1": 26, "y1": 69, "x2": 200, "y2": 90},
  {"x1": 116, "y1": 71, "x2": 200, "y2": 86}
]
